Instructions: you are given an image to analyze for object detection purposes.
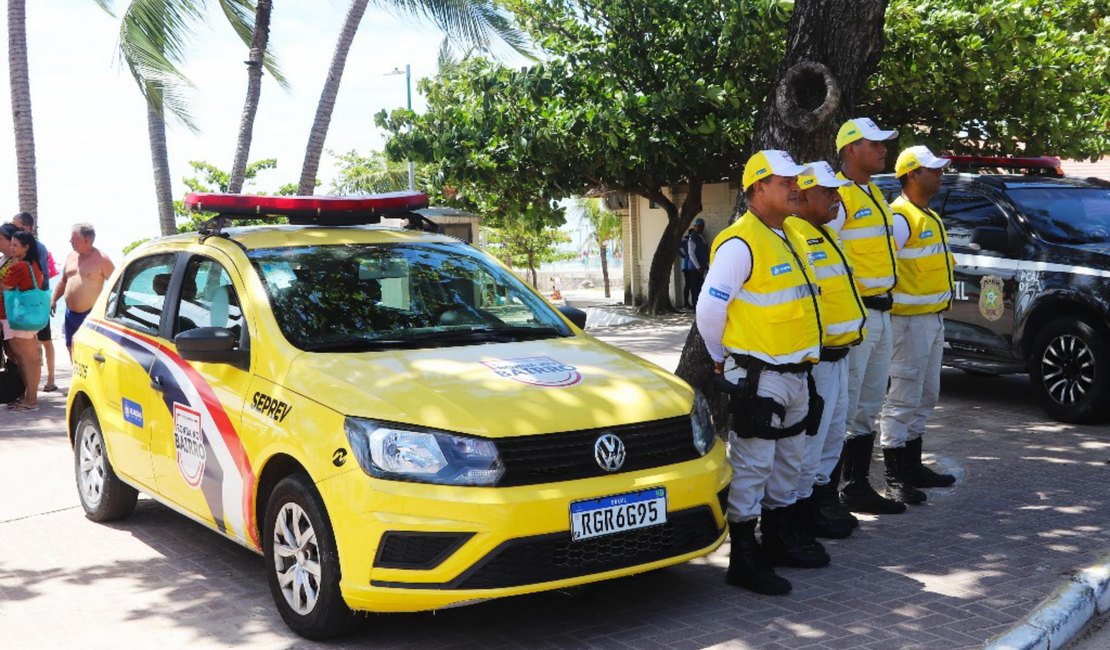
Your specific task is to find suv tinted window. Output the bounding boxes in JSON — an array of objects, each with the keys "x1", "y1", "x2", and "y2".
[
  {"x1": 941, "y1": 190, "x2": 1008, "y2": 248},
  {"x1": 1008, "y1": 187, "x2": 1110, "y2": 245},
  {"x1": 109, "y1": 253, "x2": 176, "y2": 335}
]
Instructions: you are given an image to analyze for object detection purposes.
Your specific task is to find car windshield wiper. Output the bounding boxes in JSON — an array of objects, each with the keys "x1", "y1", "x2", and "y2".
[
  {"x1": 401, "y1": 326, "x2": 566, "y2": 343},
  {"x1": 302, "y1": 338, "x2": 412, "y2": 352}
]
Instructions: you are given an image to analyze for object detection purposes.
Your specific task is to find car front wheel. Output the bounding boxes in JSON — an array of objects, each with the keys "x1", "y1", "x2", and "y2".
[
  {"x1": 74, "y1": 408, "x2": 138, "y2": 521},
  {"x1": 1029, "y1": 317, "x2": 1110, "y2": 424},
  {"x1": 264, "y1": 474, "x2": 353, "y2": 639}
]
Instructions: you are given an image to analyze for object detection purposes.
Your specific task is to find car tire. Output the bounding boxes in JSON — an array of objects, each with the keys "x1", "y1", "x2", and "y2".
[
  {"x1": 1029, "y1": 317, "x2": 1110, "y2": 424},
  {"x1": 264, "y1": 474, "x2": 353, "y2": 640},
  {"x1": 74, "y1": 408, "x2": 138, "y2": 521}
]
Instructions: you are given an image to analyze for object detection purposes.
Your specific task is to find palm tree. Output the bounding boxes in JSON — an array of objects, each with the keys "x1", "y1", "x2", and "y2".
[
  {"x1": 97, "y1": 0, "x2": 281, "y2": 235},
  {"x1": 297, "y1": 0, "x2": 532, "y2": 195},
  {"x1": 579, "y1": 198, "x2": 622, "y2": 298},
  {"x1": 8, "y1": 0, "x2": 37, "y2": 221}
]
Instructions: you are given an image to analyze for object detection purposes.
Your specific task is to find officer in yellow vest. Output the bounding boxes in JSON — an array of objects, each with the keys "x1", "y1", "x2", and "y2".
[
  {"x1": 879, "y1": 146, "x2": 957, "y2": 495},
  {"x1": 785, "y1": 162, "x2": 867, "y2": 540},
  {"x1": 833, "y1": 117, "x2": 909, "y2": 514},
  {"x1": 697, "y1": 150, "x2": 827, "y2": 596}
]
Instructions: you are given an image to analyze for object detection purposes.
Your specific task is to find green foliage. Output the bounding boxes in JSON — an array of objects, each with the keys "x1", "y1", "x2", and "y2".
[
  {"x1": 872, "y1": 0, "x2": 1109, "y2": 159},
  {"x1": 378, "y1": 0, "x2": 792, "y2": 214},
  {"x1": 578, "y1": 198, "x2": 621, "y2": 256},
  {"x1": 329, "y1": 149, "x2": 433, "y2": 194},
  {"x1": 484, "y1": 220, "x2": 574, "y2": 285},
  {"x1": 172, "y1": 158, "x2": 295, "y2": 232}
]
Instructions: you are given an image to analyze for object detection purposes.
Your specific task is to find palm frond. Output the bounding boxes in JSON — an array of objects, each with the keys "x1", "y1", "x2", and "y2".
[
  {"x1": 381, "y1": 0, "x2": 535, "y2": 61},
  {"x1": 217, "y1": 0, "x2": 289, "y2": 88}
]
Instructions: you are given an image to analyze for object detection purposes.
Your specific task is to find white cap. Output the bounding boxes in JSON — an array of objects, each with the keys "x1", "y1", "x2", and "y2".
[
  {"x1": 798, "y1": 161, "x2": 851, "y2": 189},
  {"x1": 742, "y1": 150, "x2": 813, "y2": 189},
  {"x1": 895, "y1": 145, "x2": 952, "y2": 177},
  {"x1": 837, "y1": 117, "x2": 899, "y2": 150}
]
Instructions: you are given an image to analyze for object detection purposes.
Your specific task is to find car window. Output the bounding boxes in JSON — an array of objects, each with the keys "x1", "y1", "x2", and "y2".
[
  {"x1": 173, "y1": 257, "x2": 245, "y2": 341},
  {"x1": 248, "y1": 242, "x2": 572, "y2": 351},
  {"x1": 941, "y1": 190, "x2": 1008, "y2": 248},
  {"x1": 1008, "y1": 187, "x2": 1110, "y2": 245},
  {"x1": 109, "y1": 253, "x2": 176, "y2": 336}
]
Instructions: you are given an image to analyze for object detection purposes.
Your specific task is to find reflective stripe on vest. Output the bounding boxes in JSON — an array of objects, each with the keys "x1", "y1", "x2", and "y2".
[
  {"x1": 890, "y1": 196, "x2": 956, "y2": 316},
  {"x1": 837, "y1": 176, "x2": 898, "y2": 297},
  {"x1": 785, "y1": 216, "x2": 867, "y2": 348},
  {"x1": 710, "y1": 212, "x2": 822, "y2": 365}
]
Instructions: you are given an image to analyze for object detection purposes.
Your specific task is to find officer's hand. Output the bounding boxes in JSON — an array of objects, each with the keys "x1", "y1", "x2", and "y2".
[
  {"x1": 713, "y1": 361, "x2": 724, "y2": 375},
  {"x1": 50, "y1": 301, "x2": 56, "y2": 317}
]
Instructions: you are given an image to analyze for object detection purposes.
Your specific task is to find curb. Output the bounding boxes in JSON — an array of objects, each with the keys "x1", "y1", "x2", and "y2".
[{"x1": 984, "y1": 552, "x2": 1110, "y2": 650}]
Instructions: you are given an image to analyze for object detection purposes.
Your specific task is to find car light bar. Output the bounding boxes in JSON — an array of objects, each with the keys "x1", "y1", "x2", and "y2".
[
  {"x1": 184, "y1": 191, "x2": 430, "y2": 224},
  {"x1": 942, "y1": 155, "x2": 1062, "y2": 169}
]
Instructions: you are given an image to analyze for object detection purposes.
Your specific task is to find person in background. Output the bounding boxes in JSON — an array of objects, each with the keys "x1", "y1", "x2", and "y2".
[
  {"x1": 0, "y1": 224, "x2": 17, "y2": 366},
  {"x1": 681, "y1": 218, "x2": 709, "y2": 309},
  {"x1": 2, "y1": 230, "x2": 45, "y2": 411},
  {"x1": 879, "y1": 146, "x2": 958, "y2": 492},
  {"x1": 52, "y1": 223, "x2": 115, "y2": 359},
  {"x1": 12, "y1": 212, "x2": 57, "y2": 392}
]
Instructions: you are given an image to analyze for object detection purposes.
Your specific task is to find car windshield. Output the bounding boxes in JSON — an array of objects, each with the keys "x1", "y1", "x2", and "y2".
[
  {"x1": 1008, "y1": 187, "x2": 1110, "y2": 245},
  {"x1": 248, "y1": 242, "x2": 572, "y2": 351}
]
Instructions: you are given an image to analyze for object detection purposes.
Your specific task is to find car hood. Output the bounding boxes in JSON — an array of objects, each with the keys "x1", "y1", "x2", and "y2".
[{"x1": 283, "y1": 335, "x2": 693, "y2": 437}]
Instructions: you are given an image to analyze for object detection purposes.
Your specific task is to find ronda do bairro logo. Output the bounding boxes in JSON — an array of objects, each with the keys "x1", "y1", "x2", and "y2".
[{"x1": 481, "y1": 356, "x2": 583, "y2": 387}]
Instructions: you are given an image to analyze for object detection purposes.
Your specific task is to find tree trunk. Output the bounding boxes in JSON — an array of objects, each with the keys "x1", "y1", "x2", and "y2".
[
  {"x1": 228, "y1": 0, "x2": 272, "y2": 194},
  {"x1": 639, "y1": 180, "x2": 703, "y2": 315},
  {"x1": 8, "y1": 0, "x2": 36, "y2": 221},
  {"x1": 298, "y1": 0, "x2": 368, "y2": 195},
  {"x1": 677, "y1": 0, "x2": 891, "y2": 432},
  {"x1": 527, "y1": 249, "x2": 537, "y2": 287},
  {"x1": 147, "y1": 97, "x2": 176, "y2": 236},
  {"x1": 599, "y1": 241, "x2": 610, "y2": 298}
]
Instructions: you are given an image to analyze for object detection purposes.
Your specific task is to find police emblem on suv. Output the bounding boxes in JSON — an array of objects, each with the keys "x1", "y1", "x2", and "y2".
[{"x1": 594, "y1": 433, "x2": 626, "y2": 471}]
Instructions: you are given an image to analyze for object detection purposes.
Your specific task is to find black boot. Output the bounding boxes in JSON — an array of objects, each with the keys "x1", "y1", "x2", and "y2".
[
  {"x1": 823, "y1": 458, "x2": 859, "y2": 528},
  {"x1": 807, "y1": 486, "x2": 852, "y2": 539},
  {"x1": 839, "y1": 434, "x2": 906, "y2": 515},
  {"x1": 883, "y1": 447, "x2": 927, "y2": 505},
  {"x1": 726, "y1": 520, "x2": 792, "y2": 595},
  {"x1": 760, "y1": 506, "x2": 830, "y2": 568},
  {"x1": 904, "y1": 437, "x2": 956, "y2": 488}
]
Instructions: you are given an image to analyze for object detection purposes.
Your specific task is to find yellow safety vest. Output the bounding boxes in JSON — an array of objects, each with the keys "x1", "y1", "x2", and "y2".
[
  {"x1": 786, "y1": 217, "x2": 867, "y2": 348},
  {"x1": 890, "y1": 197, "x2": 955, "y2": 316},
  {"x1": 837, "y1": 176, "x2": 898, "y2": 297},
  {"x1": 709, "y1": 212, "x2": 822, "y2": 365}
]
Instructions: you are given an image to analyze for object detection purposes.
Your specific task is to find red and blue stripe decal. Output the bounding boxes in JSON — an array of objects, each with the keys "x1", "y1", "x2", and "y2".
[{"x1": 86, "y1": 319, "x2": 261, "y2": 550}]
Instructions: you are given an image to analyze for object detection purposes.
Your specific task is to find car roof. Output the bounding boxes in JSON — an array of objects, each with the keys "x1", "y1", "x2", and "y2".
[
  {"x1": 151, "y1": 223, "x2": 467, "y2": 252},
  {"x1": 873, "y1": 172, "x2": 1105, "y2": 191}
]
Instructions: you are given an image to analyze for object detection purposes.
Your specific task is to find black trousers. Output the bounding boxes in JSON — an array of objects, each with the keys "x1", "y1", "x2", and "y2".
[{"x1": 683, "y1": 269, "x2": 705, "y2": 308}]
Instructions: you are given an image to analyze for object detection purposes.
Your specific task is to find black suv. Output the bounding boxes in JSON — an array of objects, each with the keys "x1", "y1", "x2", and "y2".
[{"x1": 875, "y1": 161, "x2": 1110, "y2": 423}]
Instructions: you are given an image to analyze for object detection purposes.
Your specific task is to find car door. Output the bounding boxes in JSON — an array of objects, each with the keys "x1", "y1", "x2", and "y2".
[
  {"x1": 147, "y1": 253, "x2": 256, "y2": 543},
  {"x1": 942, "y1": 188, "x2": 1018, "y2": 353},
  {"x1": 85, "y1": 253, "x2": 178, "y2": 489}
]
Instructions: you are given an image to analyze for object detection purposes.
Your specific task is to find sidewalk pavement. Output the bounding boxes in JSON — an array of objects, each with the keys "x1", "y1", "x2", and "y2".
[{"x1": 2, "y1": 310, "x2": 1109, "y2": 649}]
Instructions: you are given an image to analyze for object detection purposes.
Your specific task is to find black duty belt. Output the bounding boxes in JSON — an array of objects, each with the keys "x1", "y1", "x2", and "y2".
[
  {"x1": 730, "y1": 354, "x2": 813, "y2": 375},
  {"x1": 862, "y1": 293, "x2": 893, "y2": 311},
  {"x1": 820, "y1": 346, "x2": 851, "y2": 362}
]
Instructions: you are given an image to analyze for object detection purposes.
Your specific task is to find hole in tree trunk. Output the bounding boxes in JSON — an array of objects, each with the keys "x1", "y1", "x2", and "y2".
[{"x1": 775, "y1": 61, "x2": 841, "y2": 131}]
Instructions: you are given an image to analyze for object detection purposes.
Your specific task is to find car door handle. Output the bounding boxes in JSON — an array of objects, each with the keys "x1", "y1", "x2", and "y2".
[
  {"x1": 150, "y1": 375, "x2": 166, "y2": 392},
  {"x1": 92, "y1": 352, "x2": 106, "y2": 364}
]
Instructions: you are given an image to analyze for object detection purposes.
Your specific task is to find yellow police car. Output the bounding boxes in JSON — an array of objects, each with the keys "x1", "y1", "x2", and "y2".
[{"x1": 67, "y1": 192, "x2": 730, "y2": 639}]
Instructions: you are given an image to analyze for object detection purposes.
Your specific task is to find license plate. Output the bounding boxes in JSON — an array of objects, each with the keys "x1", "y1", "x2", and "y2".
[{"x1": 570, "y1": 488, "x2": 667, "y2": 541}]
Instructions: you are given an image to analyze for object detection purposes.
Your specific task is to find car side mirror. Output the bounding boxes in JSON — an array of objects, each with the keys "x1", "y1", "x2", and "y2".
[
  {"x1": 970, "y1": 226, "x2": 1010, "y2": 254},
  {"x1": 558, "y1": 305, "x2": 588, "y2": 329},
  {"x1": 176, "y1": 327, "x2": 248, "y2": 367}
]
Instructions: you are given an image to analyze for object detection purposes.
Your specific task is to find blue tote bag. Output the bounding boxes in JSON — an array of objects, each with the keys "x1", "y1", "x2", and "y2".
[{"x1": 4, "y1": 262, "x2": 50, "y2": 331}]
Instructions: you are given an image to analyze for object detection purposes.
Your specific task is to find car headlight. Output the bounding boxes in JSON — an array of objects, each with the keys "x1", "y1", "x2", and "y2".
[
  {"x1": 691, "y1": 390, "x2": 715, "y2": 456},
  {"x1": 344, "y1": 418, "x2": 505, "y2": 486}
]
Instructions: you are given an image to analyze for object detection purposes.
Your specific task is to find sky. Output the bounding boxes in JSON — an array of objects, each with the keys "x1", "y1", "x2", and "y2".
[{"x1": 0, "y1": 0, "x2": 456, "y2": 264}]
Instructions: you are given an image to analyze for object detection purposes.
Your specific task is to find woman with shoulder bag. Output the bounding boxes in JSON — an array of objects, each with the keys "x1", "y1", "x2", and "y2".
[{"x1": 1, "y1": 230, "x2": 45, "y2": 411}]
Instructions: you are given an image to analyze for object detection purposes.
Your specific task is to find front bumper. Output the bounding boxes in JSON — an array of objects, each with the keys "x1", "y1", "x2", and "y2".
[{"x1": 316, "y1": 442, "x2": 730, "y2": 613}]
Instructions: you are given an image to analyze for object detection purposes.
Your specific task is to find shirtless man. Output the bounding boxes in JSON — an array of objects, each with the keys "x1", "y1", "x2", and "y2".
[{"x1": 51, "y1": 223, "x2": 114, "y2": 357}]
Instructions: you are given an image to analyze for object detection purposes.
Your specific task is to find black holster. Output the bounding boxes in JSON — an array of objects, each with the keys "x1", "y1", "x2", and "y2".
[
  {"x1": 718, "y1": 356, "x2": 810, "y2": 441},
  {"x1": 804, "y1": 370, "x2": 824, "y2": 437}
]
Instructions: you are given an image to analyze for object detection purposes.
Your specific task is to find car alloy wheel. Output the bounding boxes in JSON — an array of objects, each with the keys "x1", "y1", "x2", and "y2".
[
  {"x1": 272, "y1": 501, "x2": 323, "y2": 615},
  {"x1": 1040, "y1": 333, "x2": 1095, "y2": 406},
  {"x1": 77, "y1": 420, "x2": 107, "y2": 509}
]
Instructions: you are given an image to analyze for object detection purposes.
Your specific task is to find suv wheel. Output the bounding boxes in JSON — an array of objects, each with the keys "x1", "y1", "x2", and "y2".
[
  {"x1": 1029, "y1": 317, "x2": 1110, "y2": 423},
  {"x1": 264, "y1": 474, "x2": 353, "y2": 639}
]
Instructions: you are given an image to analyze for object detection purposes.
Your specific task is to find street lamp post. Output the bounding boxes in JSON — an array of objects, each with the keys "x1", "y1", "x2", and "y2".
[{"x1": 385, "y1": 64, "x2": 415, "y2": 191}]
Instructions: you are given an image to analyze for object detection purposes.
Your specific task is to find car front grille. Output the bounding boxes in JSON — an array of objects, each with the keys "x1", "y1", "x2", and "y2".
[
  {"x1": 370, "y1": 506, "x2": 722, "y2": 591},
  {"x1": 495, "y1": 416, "x2": 699, "y2": 487}
]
